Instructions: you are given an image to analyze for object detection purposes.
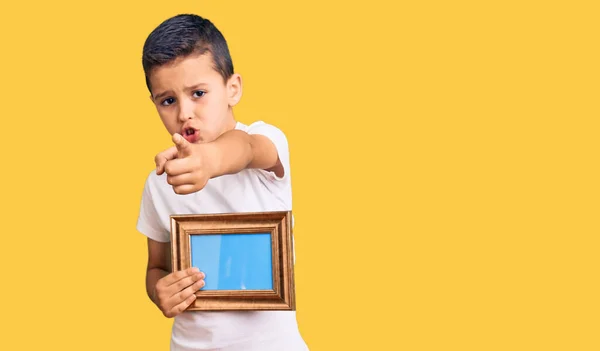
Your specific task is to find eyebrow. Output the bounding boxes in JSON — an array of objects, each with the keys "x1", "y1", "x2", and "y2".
[{"x1": 153, "y1": 83, "x2": 209, "y2": 101}]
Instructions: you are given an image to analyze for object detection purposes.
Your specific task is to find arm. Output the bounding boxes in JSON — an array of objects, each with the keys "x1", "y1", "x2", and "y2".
[
  {"x1": 206, "y1": 129, "x2": 284, "y2": 178},
  {"x1": 146, "y1": 238, "x2": 205, "y2": 317},
  {"x1": 145, "y1": 238, "x2": 170, "y2": 304},
  {"x1": 158, "y1": 126, "x2": 286, "y2": 195}
]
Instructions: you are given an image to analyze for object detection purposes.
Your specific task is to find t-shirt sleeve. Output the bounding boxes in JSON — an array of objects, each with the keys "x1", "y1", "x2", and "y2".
[
  {"x1": 246, "y1": 121, "x2": 291, "y2": 184},
  {"x1": 136, "y1": 174, "x2": 170, "y2": 243}
]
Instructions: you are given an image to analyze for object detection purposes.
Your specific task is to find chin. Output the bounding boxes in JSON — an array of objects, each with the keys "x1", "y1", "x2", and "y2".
[{"x1": 199, "y1": 135, "x2": 218, "y2": 144}]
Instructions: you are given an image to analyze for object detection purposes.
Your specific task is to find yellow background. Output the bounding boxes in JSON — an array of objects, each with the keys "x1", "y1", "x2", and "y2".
[{"x1": 1, "y1": 1, "x2": 598, "y2": 350}]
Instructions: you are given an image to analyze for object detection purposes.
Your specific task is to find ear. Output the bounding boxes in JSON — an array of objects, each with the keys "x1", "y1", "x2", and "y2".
[{"x1": 227, "y1": 73, "x2": 243, "y2": 107}]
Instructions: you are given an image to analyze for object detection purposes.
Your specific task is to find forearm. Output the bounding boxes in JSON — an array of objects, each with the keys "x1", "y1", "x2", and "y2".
[
  {"x1": 146, "y1": 267, "x2": 169, "y2": 305},
  {"x1": 207, "y1": 130, "x2": 255, "y2": 177}
]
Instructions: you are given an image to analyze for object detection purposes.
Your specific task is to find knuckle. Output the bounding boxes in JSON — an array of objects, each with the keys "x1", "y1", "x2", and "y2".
[
  {"x1": 178, "y1": 290, "x2": 188, "y2": 302},
  {"x1": 177, "y1": 279, "x2": 189, "y2": 290}
]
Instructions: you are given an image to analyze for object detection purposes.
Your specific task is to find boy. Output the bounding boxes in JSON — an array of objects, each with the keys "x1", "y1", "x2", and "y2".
[{"x1": 136, "y1": 14, "x2": 309, "y2": 351}]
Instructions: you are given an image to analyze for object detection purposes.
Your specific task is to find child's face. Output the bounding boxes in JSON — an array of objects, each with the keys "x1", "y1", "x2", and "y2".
[{"x1": 148, "y1": 52, "x2": 241, "y2": 144}]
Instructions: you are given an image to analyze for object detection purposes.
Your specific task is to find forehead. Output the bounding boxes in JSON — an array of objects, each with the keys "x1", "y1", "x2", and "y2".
[{"x1": 149, "y1": 53, "x2": 221, "y2": 92}]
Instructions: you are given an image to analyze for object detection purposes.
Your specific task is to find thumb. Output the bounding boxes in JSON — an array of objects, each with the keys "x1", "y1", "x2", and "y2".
[
  {"x1": 155, "y1": 146, "x2": 178, "y2": 175},
  {"x1": 172, "y1": 133, "x2": 192, "y2": 155}
]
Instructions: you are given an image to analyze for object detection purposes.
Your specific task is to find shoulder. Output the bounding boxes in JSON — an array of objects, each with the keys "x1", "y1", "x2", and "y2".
[
  {"x1": 239, "y1": 120, "x2": 291, "y2": 182},
  {"x1": 240, "y1": 120, "x2": 290, "y2": 162},
  {"x1": 237, "y1": 120, "x2": 288, "y2": 140},
  {"x1": 137, "y1": 169, "x2": 171, "y2": 242},
  {"x1": 141, "y1": 168, "x2": 172, "y2": 200},
  {"x1": 142, "y1": 168, "x2": 163, "y2": 188}
]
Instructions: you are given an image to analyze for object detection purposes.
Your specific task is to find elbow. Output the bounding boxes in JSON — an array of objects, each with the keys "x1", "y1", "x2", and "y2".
[{"x1": 246, "y1": 132, "x2": 258, "y2": 167}]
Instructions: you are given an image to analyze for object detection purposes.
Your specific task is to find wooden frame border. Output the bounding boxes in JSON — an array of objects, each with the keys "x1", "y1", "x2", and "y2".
[{"x1": 170, "y1": 211, "x2": 295, "y2": 311}]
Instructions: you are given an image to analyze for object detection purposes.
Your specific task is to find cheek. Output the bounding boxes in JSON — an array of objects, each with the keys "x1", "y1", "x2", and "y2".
[
  {"x1": 202, "y1": 96, "x2": 226, "y2": 119},
  {"x1": 158, "y1": 111, "x2": 177, "y2": 132}
]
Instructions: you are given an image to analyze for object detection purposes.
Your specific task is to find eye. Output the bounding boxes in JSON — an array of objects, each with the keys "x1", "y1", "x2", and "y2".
[
  {"x1": 193, "y1": 90, "x2": 206, "y2": 98},
  {"x1": 161, "y1": 97, "x2": 175, "y2": 106}
]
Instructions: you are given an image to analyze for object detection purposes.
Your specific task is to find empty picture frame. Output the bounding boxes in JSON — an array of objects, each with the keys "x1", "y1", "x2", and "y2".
[{"x1": 170, "y1": 211, "x2": 295, "y2": 311}]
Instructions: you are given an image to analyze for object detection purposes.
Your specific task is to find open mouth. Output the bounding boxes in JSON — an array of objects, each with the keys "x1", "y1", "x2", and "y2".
[{"x1": 182, "y1": 128, "x2": 199, "y2": 143}]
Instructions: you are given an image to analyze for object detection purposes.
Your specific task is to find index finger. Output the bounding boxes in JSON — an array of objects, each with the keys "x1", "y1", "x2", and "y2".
[{"x1": 172, "y1": 133, "x2": 192, "y2": 154}]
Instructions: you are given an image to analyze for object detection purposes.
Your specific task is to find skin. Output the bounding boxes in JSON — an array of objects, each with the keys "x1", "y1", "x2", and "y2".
[{"x1": 145, "y1": 52, "x2": 284, "y2": 318}]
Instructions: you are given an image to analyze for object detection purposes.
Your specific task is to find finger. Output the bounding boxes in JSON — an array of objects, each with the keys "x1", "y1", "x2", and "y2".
[
  {"x1": 167, "y1": 287, "x2": 200, "y2": 317},
  {"x1": 172, "y1": 278, "x2": 205, "y2": 305},
  {"x1": 167, "y1": 173, "x2": 197, "y2": 187},
  {"x1": 165, "y1": 272, "x2": 205, "y2": 297},
  {"x1": 163, "y1": 158, "x2": 196, "y2": 177},
  {"x1": 172, "y1": 133, "x2": 192, "y2": 156},
  {"x1": 173, "y1": 184, "x2": 202, "y2": 195},
  {"x1": 161, "y1": 267, "x2": 200, "y2": 286},
  {"x1": 155, "y1": 146, "x2": 178, "y2": 175}
]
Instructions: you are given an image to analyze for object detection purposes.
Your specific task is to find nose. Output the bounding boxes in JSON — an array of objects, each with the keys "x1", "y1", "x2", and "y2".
[{"x1": 178, "y1": 98, "x2": 195, "y2": 122}]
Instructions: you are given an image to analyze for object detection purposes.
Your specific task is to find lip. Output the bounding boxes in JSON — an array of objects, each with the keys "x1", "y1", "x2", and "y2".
[
  {"x1": 181, "y1": 122, "x2": 195, "y2": 135},
  {"x1": 181, "y1": 125, "x2": 199, "y2": 143}
]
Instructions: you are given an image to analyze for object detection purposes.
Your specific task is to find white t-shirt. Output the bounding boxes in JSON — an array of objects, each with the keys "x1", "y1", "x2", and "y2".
[{"x1": 136, "y1": 121, "x2": 308, "y2": 351}]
